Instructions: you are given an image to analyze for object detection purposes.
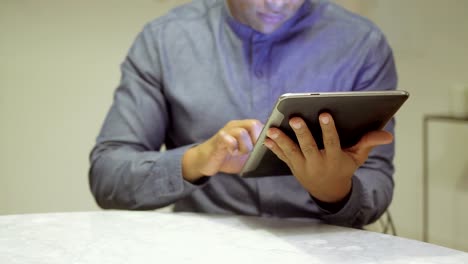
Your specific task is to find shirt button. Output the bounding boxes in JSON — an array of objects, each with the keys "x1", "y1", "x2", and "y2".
[{"x1": 255, "y1": 69, "x2": 263, "y2": 78}]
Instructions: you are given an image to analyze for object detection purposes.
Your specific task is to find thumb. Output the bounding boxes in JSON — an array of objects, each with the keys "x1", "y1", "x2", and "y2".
[
  {"x1": 359, "y1": 130, "x2": 393, "y2": 149},
  {"x1": 349, "y1": 130, "x2": 393, "y2": 163}
]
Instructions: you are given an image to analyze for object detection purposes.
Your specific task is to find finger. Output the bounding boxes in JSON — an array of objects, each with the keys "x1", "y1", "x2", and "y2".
[
  {"x1": 319, "y1": 113, "x2": 341, "y2": 157},
  {"x1": 202, "y1": 130, "x2": 237, "y2": 175},
  {"x1": 226, "y1": 127, "x2": 254, "y2": 154},
  {"x1": 263, "y1": 138, "x2": 289, "y2": 165},
  {"x1": 218, "y1": 130, "x2": 238, "y2": 155},
  {"x1": 289, "y1": 117, "x2": 319, "y2": 158},
  {"x1": 249, "y1": 120, "x2": 264, "y2": 145},
  {"x1": 267, "y1": 127, "x2": 305, "y2": 164},
  {"x1": 225, "y1": 119, "x2": 264, "y2": 145}
]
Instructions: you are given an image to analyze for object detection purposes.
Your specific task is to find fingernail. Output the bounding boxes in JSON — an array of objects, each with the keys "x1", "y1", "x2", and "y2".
[
  {"x1": 320, "y1": 116, "x2": 330, "y2": 125},
  {"x1": 290, "y1": 120, "x2": 302, "y2": 129},
  {"x1": 267, "y1": 130, "x2": 278, "y2": 139}
]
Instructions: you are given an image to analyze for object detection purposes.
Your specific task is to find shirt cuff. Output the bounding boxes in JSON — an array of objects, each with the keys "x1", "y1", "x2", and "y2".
[
  {"x1": 314, "y1": 176, "x2": 365, "y2": 227},
  {"x1": 152, "y1": 144, "x2": 210, "y2": 197},
  {"x1": 310, "y1": 186, "x2": 352, "y2": 214}
]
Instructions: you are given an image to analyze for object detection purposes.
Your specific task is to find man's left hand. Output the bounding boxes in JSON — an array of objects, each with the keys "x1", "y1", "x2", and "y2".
[{"x1": 264, "y1": 113, "x2": 393, "y2": 203}]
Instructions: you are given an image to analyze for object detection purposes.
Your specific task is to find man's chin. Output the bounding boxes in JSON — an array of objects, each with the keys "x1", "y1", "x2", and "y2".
[{"x1": 256, "y1": 25, "x2": 280, "y2": 34}]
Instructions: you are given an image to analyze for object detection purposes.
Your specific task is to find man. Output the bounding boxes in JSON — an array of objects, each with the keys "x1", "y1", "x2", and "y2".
[{"x1": 89, "y1": 0, "x2": 397, "y2": 228}]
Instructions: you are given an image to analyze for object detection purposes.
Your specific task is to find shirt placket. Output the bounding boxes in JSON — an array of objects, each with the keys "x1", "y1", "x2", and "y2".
[
  {"x1": 250, "y1": 34, "x2": 278, "y2": 216},
  {"x1": 250, "y1": 35, "x2": 272, "y2": 123}
]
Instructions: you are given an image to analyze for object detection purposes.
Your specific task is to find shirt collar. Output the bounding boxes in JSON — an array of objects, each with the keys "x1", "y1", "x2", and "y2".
[{"x1": 223, "y1": 0, "x2": 316, "y2": 42}]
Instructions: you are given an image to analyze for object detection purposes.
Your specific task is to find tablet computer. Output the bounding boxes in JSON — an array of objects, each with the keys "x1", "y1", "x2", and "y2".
[{"x1": 239, "y1": 90, "x2": 409, "y2": 177}]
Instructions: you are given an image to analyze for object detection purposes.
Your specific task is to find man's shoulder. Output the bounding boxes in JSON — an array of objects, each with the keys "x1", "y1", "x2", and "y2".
[
  {"x1": 318, "y1": 0, "x2": 383, "y2": 36},
  {"x1": 145, "y1": 0, "x2": 223, "y2": 32}
]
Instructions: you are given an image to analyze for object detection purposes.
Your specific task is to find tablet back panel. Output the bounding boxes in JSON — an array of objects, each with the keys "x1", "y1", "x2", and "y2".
[{"x1": 240, "y1": 91, "x2": 409, "y2": 177}]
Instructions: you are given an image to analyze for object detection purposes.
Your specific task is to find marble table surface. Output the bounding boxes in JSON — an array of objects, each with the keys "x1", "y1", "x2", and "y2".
[{"x1": 1, "y1": 211, "x2": 467, "y2": 264}]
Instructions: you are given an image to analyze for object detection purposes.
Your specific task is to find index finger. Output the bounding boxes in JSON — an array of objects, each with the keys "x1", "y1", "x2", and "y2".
[{"x1": 225, "y1": 119, "x2": 264, "y2": 145}]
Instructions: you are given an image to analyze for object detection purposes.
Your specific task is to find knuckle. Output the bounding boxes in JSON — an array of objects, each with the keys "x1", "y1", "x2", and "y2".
[
  {"x1": 324, "y1": 137, "x2": 338, "y2": 146},
  {"x1": 229, "y1": 127, "x2": 240, "y2": 136},
  {"x1": 286, "y1": 145, "x2": 301, "y2": 155},
  {"x1": 226, "y1": 120, "x2": 238, "y2": 128},
  {"x1": 276, "y1": 153, "x2": 289, "y2": 164},
  {"x1": 225, "y1": 121, "x2": 233, "y2": 127},
  {"x1": 236, "y1": 127, "x2": 246, "y2": 136},
  {"x1": 216, "y1": 130, "x2": 229, "y2": 141},
  {"x1": 294, "y1": 129, "x2": 307, "y2": 137},
  {"x1": 301, "y1": 145, "x2": 316, "y2": 155},
  {"x1": 250, "y1": 120, "x2": 261, "y2": 128}
]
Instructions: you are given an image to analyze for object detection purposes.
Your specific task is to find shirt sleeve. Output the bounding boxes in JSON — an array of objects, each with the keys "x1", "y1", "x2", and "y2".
[
  {"x1": 89, "y1": 24, "x2": 206, "y2": 210},
  {"x1": 317, "y1": 29, "x2": 398, "y2": 228}
]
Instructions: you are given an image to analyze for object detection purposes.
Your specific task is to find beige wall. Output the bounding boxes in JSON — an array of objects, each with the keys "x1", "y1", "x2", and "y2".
[
  {"x1": 0, "y1": 0, "x2": 190, "y2": 214},
  {"x1": 1, "y1": 0, "x2": 467, "y2": 251},
  {"x1": 357, "y1": 0, "x2": 468, "y2": 251}
]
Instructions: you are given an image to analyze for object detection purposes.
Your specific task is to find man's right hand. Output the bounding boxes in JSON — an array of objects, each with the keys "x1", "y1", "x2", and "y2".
[{"x1": 182, "y1": 120, "x2": 263, "y2": 182}]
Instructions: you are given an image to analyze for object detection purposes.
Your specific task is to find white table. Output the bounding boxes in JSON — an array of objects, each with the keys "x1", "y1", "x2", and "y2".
[{"x1": 1, "y1": 211, "x2": 467, "y2": 264}]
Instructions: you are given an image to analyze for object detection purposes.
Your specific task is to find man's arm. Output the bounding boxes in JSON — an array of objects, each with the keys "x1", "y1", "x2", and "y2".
[
  {"x1": 319, "y1": 29, "x2": 398, "y2": 227},
  {"x1": 265, "y1": 28, "x2": 398, "y2": 227},
  {"x1": 89, "y1": 25, "x2": 202, "y2": 210},
  {"x1": 89, "y1": 24, "x2": 264, "y2": 210}
]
